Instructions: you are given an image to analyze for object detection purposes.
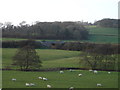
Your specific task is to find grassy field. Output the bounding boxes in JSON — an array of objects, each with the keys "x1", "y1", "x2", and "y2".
[
  {"x1": 84, "y1": 26, "x2": 118, "y2": 44},
  {"x1": 88, "y1": 26, "x2": 118, "y2": 35},
  {"x1": 2, "y1": 48, "x2": 81, "y2": 69},
  {"x1": 80, "y1": 35, "x2": 118, "y2": 44},
  {"x1": 1, "y1": 26, "x2": 118, "y2": 44},
  {"x1": 1, "y1": 38, "x2": 27, "y2": 41},
  {"x1": 3, "y1": 70, "x2": 118, "y2": 88}
]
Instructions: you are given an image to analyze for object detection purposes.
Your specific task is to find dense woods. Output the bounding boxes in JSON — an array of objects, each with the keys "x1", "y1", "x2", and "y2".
[{"x1": 2, "y1": 21, "x2": 89, "y2": 40}]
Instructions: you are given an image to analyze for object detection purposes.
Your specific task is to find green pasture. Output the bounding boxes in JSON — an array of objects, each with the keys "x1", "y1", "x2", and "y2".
[
  {"x1": 2, "y1": 70, "x2": 118, "y2": 88},
  {"x1": 2, "y1": 48, "x2": 81, "y2": 69},
  {"x1": 80, "y1": 35, "x2": 118, "y2": 44},
  {"x1": 88, "y1": 26, "x2": 118, "y2": 35},
  {"x1": 1, "y1": 38, "x2": 27, "y2": 41}
]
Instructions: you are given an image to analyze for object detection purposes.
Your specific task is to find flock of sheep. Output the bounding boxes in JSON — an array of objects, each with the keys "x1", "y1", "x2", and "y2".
[{"x1": 11, "y1": 69, "x2": 111, "y2": 89}]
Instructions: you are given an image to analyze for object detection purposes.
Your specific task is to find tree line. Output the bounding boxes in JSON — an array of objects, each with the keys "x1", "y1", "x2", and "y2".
[
  {"x1": 2, "y1": 21, "x2": 89, "y2": 40},
  {"x1": 2, "y1": 40, "x2": 119, "y2": 55}
]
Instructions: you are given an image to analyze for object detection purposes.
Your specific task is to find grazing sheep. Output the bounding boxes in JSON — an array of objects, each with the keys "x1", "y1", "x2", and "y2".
[
  {"x1": 69, "y1": 87, "x2": 74, "y2": 90},
  {"x1": 38, "y1": 77, "x2": 42, "y2": 79},
  {"x1": 25, "y1": 83, "x2": 30, "y2": 87},
  {"x1": 47, "y1": 85, "x2": 51, "y2": 88},
  {"x1": 12, "y1": 78, "x2": 16, "y2": 81},
  {"x1": 108, "y1": 72, "x2": 111, "y2": 74},
  {"x1": 69, "y1": 69, "x2": 73, "y2": 72},
  {"x1": 97, "y1": 83, "x2": 102, "y2": 87},
  {"x1": 30, "y1": 83, "x2": 35, "y2": 86},
  {"x1": 93, "y1": 70, "x2": 98, "y2": 74},
  {"x1": 78, "y1": 74, "x2": 82, "y2": 77},
  {"x1": 89, "y1": 69, "x2": 93, "y2": 72},
  {"x1": 43, "y1": 77, "x2": 48, "y2": 81},
  {"x1": 60, "y1": 71, "x2": 64, "y2": 74}
]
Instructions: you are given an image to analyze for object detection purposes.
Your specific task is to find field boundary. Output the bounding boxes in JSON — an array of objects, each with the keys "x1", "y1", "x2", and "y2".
[{"x1": 1, "y1": 67, "x2": 119, "y2": 72}]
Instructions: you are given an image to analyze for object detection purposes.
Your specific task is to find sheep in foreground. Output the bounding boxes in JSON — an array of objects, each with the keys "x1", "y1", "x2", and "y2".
[
  {"x1": 47, "y1": 85, "x2": 51, "y2": 88},
  {"x1": 108, "y1": 72, "x2": 111, "y2": 74},
  {"x1": 69, "y1": 69, "x2": 74, "y2": 72},
  {"x1": 97, "y1": 83, "x2": 102, "y2": 87},
  {"x1": 43, "y1": 77, "x2": 48, "y2": 81},
  {"x1": 78, "y1": 74, "x2": 82, "y2": 77},
  {"x1": 69, "y1": 87, "x2": 74, "y2": 90},
  {"x1": 93, "y1": 70, "x2": 98, "y2": 74},
  {"x1": 89, "y1": 69, "x2": 93, "y2": 72},
  {"x1": 60, "y1": 71, "x2": 64, "y2": 74},
  {"x1": 38, "y1": 77, "x2": 42, "y2": 80},
  {"x1": 30, "y1": 83, "x2": 35, "y2": 86},
  {"x1": 25, "y1": 83, "x2": 30, "y2": 87},
  {"x1": 12, "y1": 78, "x2": 16, "y2": 81}
]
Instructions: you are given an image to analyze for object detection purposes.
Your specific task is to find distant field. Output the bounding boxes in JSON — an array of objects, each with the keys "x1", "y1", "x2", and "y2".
[
  {"x1": 1, "y1": 38, "x2": 27, "y2": 41},
  {"x1": 2, "y1": 48, "x2": 81, "y2": 69},
  {"x1": 85, "y1": 26, "x2": 118, "y2": 44},
  {"x1": 80, "y1": 35, "x2": 118, "y2": 44},
  {"x1": 88, "y1": 26, "x2": 118, "y2": 35},
  {"x1": 3, "y1": 70, "x2": 118, "y2": 88},
  {"x1": 1, "y1": 26, "x2": 118, "y2": 44}
]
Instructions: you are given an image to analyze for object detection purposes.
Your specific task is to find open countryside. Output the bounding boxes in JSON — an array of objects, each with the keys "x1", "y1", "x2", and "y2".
[{"x1": 1, "y1": 18, "x2": 119, "y2": 88}]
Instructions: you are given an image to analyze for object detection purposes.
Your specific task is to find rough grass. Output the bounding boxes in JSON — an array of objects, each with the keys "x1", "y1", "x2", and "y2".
[{"x1": 2, "y1": 70, "x2": 118, "y2": 88}]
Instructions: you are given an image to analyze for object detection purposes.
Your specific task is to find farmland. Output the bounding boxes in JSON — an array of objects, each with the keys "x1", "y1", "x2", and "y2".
[
  {"x1": 2, "y1": 70, "x2": 118, "y2": 88},
  {"x1": 82, "y1": 26, "x2": 118, "y2": 43},
  {"x1": 2, "y1": 47, "x2": 119, "y2": 88},
  {"x1": 1, "y1": 25, "x2": 119, "y2": 88}
]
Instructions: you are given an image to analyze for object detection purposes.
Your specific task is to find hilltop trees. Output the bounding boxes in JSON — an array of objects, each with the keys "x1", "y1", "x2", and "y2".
[
  {"x1": 13, "y1": 40, "x2": 42, "y2": 70},
  {"x1": 94, "y1": 18, "x2": 118, "y2": 28},
  {"x1": 2, "y1": 21, "x2": 89, "y2": 40}
]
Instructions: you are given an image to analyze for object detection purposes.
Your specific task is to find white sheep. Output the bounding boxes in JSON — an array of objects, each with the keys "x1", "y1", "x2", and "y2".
[
  {"x1": 43, "y1": 77, "x2": 48, "y2": 81},
  {"x1": 30, "y1": 83, "x2": 35, "y2": 86},
  {"x1": 108, "y1": 72, "x2": 111, "y2": 74},
  {"x1": 89, "y1": 69, "x2": 93, "y2": 72},
  {"x1": 93, "y1": 70, "x2": 98, "y2": 74},
  {"x1": 69, "y1": 87, "x2": 74, "y2": 90},
  {"x1": 97, "y1": 83, "x2": 102, "y2": 87},
  {"x1": 78, "y1": 74, "x2": 82, "y2": 77},
  {"x1": 38, "y1": 77, "x2": 43, "y2": 79},
  {"x1": 60, "y1": 71, "x2": 64, "y2": 74},
  {"x1": 12, "y1": 78, "x2": 16, "y2": 81},
  {"x1": 25, "y1": 83, "x2": 30, "y2": 87},
  {"x1": 69, "y1": 69, "x2": 73, "y2": 72},
  {"x1": 47, "y1": 85, "x2": 51, "y2": 88}
]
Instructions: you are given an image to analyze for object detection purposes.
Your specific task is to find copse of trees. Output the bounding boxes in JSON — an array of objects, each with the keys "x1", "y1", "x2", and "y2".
[
  {"x1": 61, "y1": 42, "x2": 119, "y2": 55},
  {"x1": 2, "y1": 21, "x2": 89, "y2": 40},
  {"x1": 80, "y1": 51, "x2": 118, "y2": 70}
]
